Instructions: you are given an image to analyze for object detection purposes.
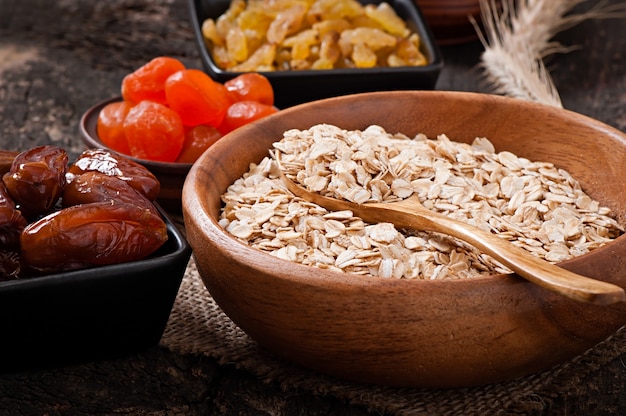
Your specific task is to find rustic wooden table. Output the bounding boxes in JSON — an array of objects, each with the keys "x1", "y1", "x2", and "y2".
[{"x1": 0, "y1": 0, "x2": 625, "y2": 414}]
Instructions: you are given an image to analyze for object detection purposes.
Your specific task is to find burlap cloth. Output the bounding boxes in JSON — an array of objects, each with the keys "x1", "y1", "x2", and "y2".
[{"x1": 161, "y1": 258, "x2": 626, "y2": 415}]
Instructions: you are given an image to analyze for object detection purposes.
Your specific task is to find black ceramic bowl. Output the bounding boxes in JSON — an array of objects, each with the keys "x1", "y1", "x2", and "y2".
[
  {"x1": 0, "y1": 205, "x2": 191, "y2": 372},
  {"x1": 188, "y1": 0, "x2": 444, "y2": 108}
]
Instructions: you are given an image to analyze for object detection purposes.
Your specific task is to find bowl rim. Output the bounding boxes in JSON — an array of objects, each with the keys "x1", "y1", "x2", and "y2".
[{"x1": 183, "y1": 89, "x2": 626, "y2": 291}]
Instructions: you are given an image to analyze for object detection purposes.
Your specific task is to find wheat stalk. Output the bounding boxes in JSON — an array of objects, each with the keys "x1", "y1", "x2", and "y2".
[{"x1": 474, "y1": 0, "x2": 626, "y2": 107}]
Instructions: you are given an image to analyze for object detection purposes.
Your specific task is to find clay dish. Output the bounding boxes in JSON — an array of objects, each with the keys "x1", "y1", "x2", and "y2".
[
  {"x1": 415, "y1": 0, "x2": 482, "y2": 45},
  {"x1": 182, "y1": 91, "x2": 626, "y2": 388}
]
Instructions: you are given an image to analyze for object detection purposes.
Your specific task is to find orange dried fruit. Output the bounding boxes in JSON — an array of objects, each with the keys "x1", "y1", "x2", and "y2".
[
  {"x1": 224, "y1": 73, "x2": 274, "y2": 106},
  {"x1": 176, "y1": 125, "x2": 223, "y2": 163},
  {"x1": 165, "y1": 69, "x2": 231, "y2": 127},
  {"x1": 121, "y1": 56, "x2": 186, "y2": 105},
  {"x1": 96, "y1": 100, "x2": 132, "y2": 155},
  {"x1": 123, "y1": 100, "x2": 185, "y2": 162},
  {"x1": 218, "y1": 100, "x2": 278, "y2": 135}
]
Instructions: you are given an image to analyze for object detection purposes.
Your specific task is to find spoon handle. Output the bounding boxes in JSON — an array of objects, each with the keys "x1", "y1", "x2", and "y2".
[{"x1": 370, "y1": 199, "x2": 626, "y2": 305}]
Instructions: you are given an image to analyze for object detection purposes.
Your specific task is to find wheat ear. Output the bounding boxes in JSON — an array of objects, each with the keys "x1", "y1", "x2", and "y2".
[{"x1": 474, "y1": 0, "x2": 626, "y2": 107}]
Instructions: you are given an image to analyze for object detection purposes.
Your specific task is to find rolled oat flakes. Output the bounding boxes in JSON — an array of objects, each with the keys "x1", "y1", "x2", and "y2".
[{"x1": 219, "y1": 124, "x2": 623, "y2": 279}]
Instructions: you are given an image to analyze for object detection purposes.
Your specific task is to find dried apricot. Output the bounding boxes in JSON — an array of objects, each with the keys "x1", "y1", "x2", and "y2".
[
  {"x1": 176, "y1": 125, "x2": 223, "y2": 163},
  {"x1": 103, "y1": 57, "x2": 278, "y2": 164},
  {"x1": 123, "y1": 100, "x2": 185, "y2": 162},
  {"x1": 97, "y1": 100, "x2": 132, "y2": 154},
  {"x1": 218, "y1": 101, "x2": 278, "y2": 135},
  {"x1": 164, "y1": 69, "x2": 231, "y2": 127},
  {"x1": 224, "y1": 73, "x2": 274, "y2": 106},
  {"x1": 121, "y1": 56, "x2": 186, "y2": 105}
]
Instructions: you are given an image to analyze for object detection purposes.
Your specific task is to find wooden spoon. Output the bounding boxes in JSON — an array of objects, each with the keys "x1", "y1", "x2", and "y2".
[{"x1": 275, "y1": 157, "x2": 626, "y2": 306}]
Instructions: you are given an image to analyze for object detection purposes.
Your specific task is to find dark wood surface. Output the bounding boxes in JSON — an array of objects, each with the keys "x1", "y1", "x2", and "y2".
[{"x1": 0, "y1": 0, "x2": 624, "y2": 414}]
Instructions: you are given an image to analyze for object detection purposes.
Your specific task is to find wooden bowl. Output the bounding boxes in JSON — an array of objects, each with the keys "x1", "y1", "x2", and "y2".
[
  {"x1": 182, "y1": 91, "x2": 626, "y2": 388},
  {"x1": 415, "y1": 0, "x2": 482, "y2": 45}
]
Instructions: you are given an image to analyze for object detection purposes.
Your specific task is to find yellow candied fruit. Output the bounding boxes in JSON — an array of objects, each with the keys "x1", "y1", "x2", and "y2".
[
  {"x1": 220, "y1": 0, "x2": 247, "y2": 22},
  {"x1": 232, "y1": 43, "x2": 277, "y2": 72},
  {"x1": 236, "y1": 8, "x2": 274, "y2": 35},
  {"x1": 283, "y1": 28, "x2": 319, "y2": 48},
  {"x1": 266, "y1": 4, "x2": 307, "y2": 44},
  {"x1": 352, "y1": 43, "x2": 377, "y2": 68},
  {"x1": 340, "y1": 27, "x2": 397, "y2": 50},
  {"x1": 312, "y1": 18, "x2": 351, "y2": 36},
  {"x1": 311, "y1": 57, "x2": 335, "y2": 69},
  {"x1": 395, "y1": 33, "x2": 427, "y2": 66},
  {"x1": 318, "y1": 31, "x2": 342, "y2": 64},
  {"x1": 202, "y1": 0, "x2": 429, "y2": 71},
  {"x1": 364, "y1": 3, "x2": 410, "y2": 37},
  {"x1": 307, "y1": 0, "x2": 364, "y2": 22},
  {"x1": 211, "y1": 45, "x2": 233, "y2": 68},
  {"x1": 202, "y1": 19, "x2": 224, "y2": 46},
  {"x1": 226, "y1": 26, "x2": 249, "y2": 63}
]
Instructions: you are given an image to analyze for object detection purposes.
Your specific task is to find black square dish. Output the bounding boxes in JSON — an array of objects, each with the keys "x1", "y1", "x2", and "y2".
[
  {"x1": 0, "y1": 205, "x2": 191, "y2": 372},
  {"x1": 188, "y1": 0, "x2": 444, "y2": 108}
]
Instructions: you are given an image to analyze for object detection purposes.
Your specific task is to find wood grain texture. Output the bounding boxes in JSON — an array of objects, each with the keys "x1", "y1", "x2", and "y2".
[
  {"x1": 414, "y1": 0, "x2": 482, "y2": 44},
  {"x1": 183, "y1": 91, "x2": 626, "y2": 388}
]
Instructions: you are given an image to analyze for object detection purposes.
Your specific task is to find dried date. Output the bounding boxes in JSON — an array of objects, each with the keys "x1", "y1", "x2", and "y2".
[
  {"x1": 0, "y1": 146, "x2": 170, "y2": 279},
  {"x1": 0, "y1": 150, "x2": 19, "y2": 175},
  {"x1": 63, "y1": 171, "x2": 159, "y2": 215},
  {"x1": 21, "y1": 201, "x2": 168, "y2": 273},
  {"x1": 0, "y1": 182, "x2": 27, "y2": 250},
  {"x1": 0, "y1": 250, "x2": 21, "y2": 281},
  {"x1": 2, "y1": 145, "x2": 68, "y2": 219},
  {"x1": 68, "y1": 149, "x2": 160, "y2": 201}
]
